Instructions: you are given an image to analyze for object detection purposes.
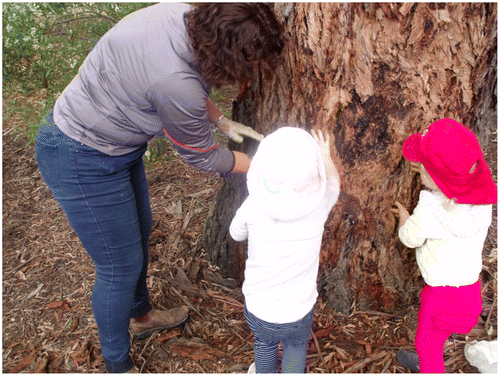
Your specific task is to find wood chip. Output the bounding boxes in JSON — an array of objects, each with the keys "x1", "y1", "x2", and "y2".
[
  {"x1": 167, "y1": 337, "x2": 227, "y2": 361},
  {"x1": 9, "y1": 351, "x2": 37, "y2": 373}
]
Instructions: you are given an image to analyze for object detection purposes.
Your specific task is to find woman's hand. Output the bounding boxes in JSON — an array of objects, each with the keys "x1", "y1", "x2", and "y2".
[
  {"x1": 206, "y1": 99, "x2": 263, "y2": 143},
  {"x1": 218, "y1": 116, "x2": 264, "y2": 143},
  {"x1": 391, "y1": 201, "x2": 411, "y2": 229}
]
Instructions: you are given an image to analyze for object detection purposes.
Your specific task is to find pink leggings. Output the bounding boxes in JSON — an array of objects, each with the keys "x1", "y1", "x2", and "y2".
[{"x1": 415, "y1": 281, "x2": 482, "y2": 373}]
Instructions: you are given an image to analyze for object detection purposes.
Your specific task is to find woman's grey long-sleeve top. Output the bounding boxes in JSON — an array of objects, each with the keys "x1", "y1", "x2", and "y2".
[{"x1": 53, "y1": 3, "x2": 235, "y2": 174}]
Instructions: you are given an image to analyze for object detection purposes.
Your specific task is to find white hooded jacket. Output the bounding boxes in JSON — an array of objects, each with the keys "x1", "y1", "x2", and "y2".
[
  {"x1": 399, "y1": 190, "x2": 492, "y2": 287},
  {"x1": 230, "y1": 127, "x2": 340, "y2": 324}
]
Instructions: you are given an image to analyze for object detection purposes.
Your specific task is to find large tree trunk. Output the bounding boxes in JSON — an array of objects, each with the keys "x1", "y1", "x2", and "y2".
[{"x1": 204, "y1": 3, "x2": 497, "y2": 313}]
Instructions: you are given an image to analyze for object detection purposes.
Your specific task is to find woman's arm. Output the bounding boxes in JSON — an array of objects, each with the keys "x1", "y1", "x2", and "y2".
[{"x1": 206, "y1": 98, "x2": 223, "y2": 123}]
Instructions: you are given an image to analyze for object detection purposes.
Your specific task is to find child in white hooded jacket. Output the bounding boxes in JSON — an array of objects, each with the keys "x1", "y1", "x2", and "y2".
[{"x1": 230, "y1": 127, "x2": 340, "y2": 373}]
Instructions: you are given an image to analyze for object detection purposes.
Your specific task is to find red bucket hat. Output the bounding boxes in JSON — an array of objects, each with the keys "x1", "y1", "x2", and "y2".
[{"x1": 402, "y1": 118, "x2": 497, "y2": 205}]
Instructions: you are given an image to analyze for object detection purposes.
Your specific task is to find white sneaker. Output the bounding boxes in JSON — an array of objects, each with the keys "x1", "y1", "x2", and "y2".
[{"x1": 247, "y1": 363, "x2": 256, "y2": 373}]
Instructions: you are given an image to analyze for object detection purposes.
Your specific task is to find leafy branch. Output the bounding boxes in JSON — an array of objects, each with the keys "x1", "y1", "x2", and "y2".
[{"x1": 54, "y1": 13, "x2": 118, "y2": 26}]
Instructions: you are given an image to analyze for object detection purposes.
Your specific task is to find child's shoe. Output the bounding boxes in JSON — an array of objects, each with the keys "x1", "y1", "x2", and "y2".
[
  {"x1": 247, "y1": 363, "x2": 256, "y2": 373},
  {"x1": 130, "y1": 307, "x2": 189, "y2": 340},
  {"x1": 396, "y1": 350, "x2": 420, "y2": 372}
]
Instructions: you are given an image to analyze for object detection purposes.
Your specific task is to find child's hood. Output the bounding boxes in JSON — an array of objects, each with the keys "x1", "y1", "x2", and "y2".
[
  {"x1": 420, "y1": 190, "x2": 492, "y2": 237},
  {"x1": 247, "y1": 127, "x2": 328, "y2": 222}
]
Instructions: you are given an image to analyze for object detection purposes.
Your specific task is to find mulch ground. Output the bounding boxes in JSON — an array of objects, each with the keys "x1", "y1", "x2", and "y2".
[{"x1": 2, "y1": 87, "x2": 496, "y2": 373}]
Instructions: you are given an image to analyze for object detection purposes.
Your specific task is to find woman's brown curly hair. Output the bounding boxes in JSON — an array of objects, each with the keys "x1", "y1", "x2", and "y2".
[{"x1": 185, "y1": 3, "x2": 285, "y2": 88}]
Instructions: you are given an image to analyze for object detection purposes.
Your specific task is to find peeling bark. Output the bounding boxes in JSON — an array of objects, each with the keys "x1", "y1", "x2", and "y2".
[{"x1": 204, "y1": 3, "x2": 497, "y2": 314}]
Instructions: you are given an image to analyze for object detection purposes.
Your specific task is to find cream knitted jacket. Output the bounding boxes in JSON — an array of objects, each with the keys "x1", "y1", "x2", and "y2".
[{"x1": 399, "y1": 190, "x2": 492, "y2": 287}]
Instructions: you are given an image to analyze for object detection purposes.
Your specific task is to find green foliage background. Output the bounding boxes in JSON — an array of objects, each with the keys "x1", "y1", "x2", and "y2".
[
  {"x1": 2, "y1": 2, "x2": 156, "y2": 142},
  {"x1": 3, "y1": 1, "x2": 233, "y2": 169}
]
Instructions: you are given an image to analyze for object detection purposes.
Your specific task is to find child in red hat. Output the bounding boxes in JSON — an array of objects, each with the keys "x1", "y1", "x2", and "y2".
[{"x1": 392, "y1": 118, "x2": 497, "y2": 373}]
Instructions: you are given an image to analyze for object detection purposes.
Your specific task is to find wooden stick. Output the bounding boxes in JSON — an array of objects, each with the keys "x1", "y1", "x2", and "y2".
[
  {"x1": 311, "y1": 329, "x2": 328, "y2": 370},
  {"x1": 343, "y1": 351, "x2": 387, "y2": 373}
]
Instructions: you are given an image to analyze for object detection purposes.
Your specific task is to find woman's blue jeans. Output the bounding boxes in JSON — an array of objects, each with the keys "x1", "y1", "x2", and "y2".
[
  {"x1": 35, "y1": 111, "x2": 152, "y2": 372},
  {"x1": 244, "y1": 306, "x2": 314, "y2": 373}
]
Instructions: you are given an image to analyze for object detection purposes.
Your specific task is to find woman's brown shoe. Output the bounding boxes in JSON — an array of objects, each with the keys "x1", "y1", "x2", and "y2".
[{"x1": 130, "y1": 306, "x2": 189, "y2": 340}]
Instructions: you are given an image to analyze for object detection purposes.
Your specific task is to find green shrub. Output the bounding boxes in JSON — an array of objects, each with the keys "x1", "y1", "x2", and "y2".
[
  {"x1": 3, "y1": 2, "x2": 155, "y2": 93},
  {"x1": 2, "y1": 2, "x2": 156, "y2": 143}
]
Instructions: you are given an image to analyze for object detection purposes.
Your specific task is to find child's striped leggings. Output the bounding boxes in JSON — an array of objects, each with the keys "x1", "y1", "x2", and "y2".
[{"x1": 244, "y1": 306, "x2": 314, "y2": 373}]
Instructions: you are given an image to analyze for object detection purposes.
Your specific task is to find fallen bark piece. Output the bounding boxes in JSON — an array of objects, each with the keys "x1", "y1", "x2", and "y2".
[
  {"x1": 166, "y1": 337, "x2": 228, "y2": 361},
  {"x1": 314, "y1": 325, "x2": 336, "y2": 339},
  {"x1": 34, "y1": 356, "x2": 48, "y2": 373},
  {"x1": 156, "y1": 328, "x2": 182, "y2": 343},
  {"x1": 9, "y1": 351, "x2": 37, "y2": 373},
  {"x1": 343, "y1": 351, "x2": 388, "y2": 373},
  {"x1": 70, "y1": 340, "x2": 91, "y2": 364},
  {"x1": 45, "y1": 300, "x2": 71, "y2": 311}
]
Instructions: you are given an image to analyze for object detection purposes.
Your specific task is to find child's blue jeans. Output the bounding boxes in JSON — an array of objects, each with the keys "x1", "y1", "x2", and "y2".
[
  {"x1": 35, "y1": 111, "x2": 152, "y2": 372},
  {"x1": 244, "y1": 305, "x2": 314, "y2": 373}
]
